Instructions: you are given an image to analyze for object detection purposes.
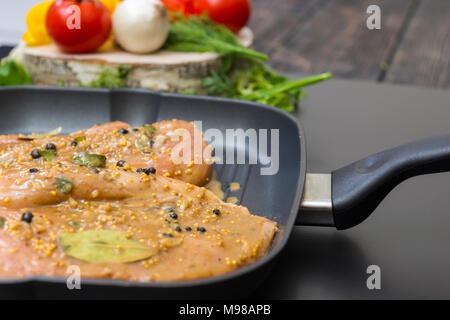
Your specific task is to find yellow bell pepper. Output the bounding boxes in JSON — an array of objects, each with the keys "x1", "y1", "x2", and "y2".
[
  {"x1": 102, "y1": 0, "x2": 122, "y2": 14},
  {"x1": 22, "y1": 0, "x2": 121, "y2": 47},
  {"x1": 22, "y1": 1, "x2": 53, "y2": 46}
]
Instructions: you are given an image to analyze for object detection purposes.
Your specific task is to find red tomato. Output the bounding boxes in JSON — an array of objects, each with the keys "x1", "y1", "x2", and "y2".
[
  {"x1": 160, "y1": 0, "x2": 202, "y2": 15},
  {"x1": 194, "y1": 0, "x2": 251, "y2": 33},
  {"x1": 46, "y1": 0, "x2": 112, "y2": 53}
]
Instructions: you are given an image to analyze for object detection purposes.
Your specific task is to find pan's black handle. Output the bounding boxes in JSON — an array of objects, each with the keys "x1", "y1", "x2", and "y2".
[{"x1": 332, "y1": 132, "x2": 450, "y2": 230}]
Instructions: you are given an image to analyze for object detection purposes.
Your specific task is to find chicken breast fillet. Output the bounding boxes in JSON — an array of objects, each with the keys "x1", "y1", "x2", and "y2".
[{"x1": 0, "y1": 120, "x2": 213, "y2": 186}]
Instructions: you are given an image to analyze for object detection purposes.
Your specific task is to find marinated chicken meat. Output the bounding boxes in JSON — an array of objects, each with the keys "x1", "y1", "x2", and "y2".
[
  {"x1": 0, "y1": 120, "x2": 212, "y2": 187},
  {"x1": 0, "y1": 121, "x2": 277, "y2": 282}
]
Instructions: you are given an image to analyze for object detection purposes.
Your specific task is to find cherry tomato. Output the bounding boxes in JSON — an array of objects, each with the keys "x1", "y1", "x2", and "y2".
[
  {"x1": 46, "y1": 0, "x2": 112, "y2": 53},
  {"x1": 194, "y1": 0, "x2": 251, "y2": 33}
]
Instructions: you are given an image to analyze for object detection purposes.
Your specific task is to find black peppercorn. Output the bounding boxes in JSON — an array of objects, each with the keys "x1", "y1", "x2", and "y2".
[
  {"x1": 21, "y1": 211, "x2": 33, "y2": 223},
  {"x1": 185, "y1": 227, "x2": 192, "y2": 232},
  {"x1": 31, "y1": 149, "x2": 41, "y2": 159},
  {"x1": 162, "y1": 233, "x2": 174, "y2": 238},
  {"x1": 45, "y1": 143, "x2": 57, "y2": 151},
  {"x1": 169, "y1": 213, "x2": 178, "y2": 220},
  {"x1": 197, "y1": 227, "x2": 206, "y2": 233},
  {"x1": 175, "y1": 226, "x2": 182, "y2": 233},
  {"x1": 136, "y1": 168, "x2": 144, "y2": 173},
  {"x1": 92, "y1": 169, "x2": 100, "y2": 174},
  {"x1": 116, "y1": 160, "x2": 126, "y2": 167},
  {"x1": 213, "y1": 209, "x2": 221, "y2": 216},
  {"x1": 29, "y1": 168, "x2": 39, "y2": 173},
  {"x1": 70, "y1": 141, "x2": 78, "y2": 147},
  {"x1": 118, "y1": 128, "x2": 129, "y2": 134}
]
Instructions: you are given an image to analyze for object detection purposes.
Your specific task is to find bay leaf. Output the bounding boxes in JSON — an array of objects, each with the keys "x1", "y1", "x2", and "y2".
[
  {"x1": 18, "y1": 127, "x2": 62, "y2": 140},
  {"x1": 72, "y1": 153, "x2": 106, "y2": 168},
  {"x1": 0, "y1": 217, "x2": 5, "y2": 228},
  {"x1": 56, "y1": 177, "x2": 74, "y2": 194},
  {"x1": 73, "y1": 136, "x2": 86, "y2": 144},
  {"x1": 38, "y1": 149, "x2": 55, "y2": 162},
  {"x1": 59, "y1": 230, "x2": 158, "y2": 263}
]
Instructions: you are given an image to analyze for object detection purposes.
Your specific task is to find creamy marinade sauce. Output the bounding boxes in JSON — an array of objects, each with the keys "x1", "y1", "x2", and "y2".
[{"x1": 0, "y1": 121, "x2": 277, "y2": 281}]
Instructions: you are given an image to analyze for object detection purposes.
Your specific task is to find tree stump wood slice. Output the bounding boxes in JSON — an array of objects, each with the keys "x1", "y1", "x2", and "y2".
[{"x1": 10, "y1": 27, "x2": 254, "y2": 94}]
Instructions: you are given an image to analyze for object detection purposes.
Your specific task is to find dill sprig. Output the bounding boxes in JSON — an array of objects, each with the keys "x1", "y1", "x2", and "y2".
[{"x1": 164, "y1": 15, "x2": 268, "y2": 60}]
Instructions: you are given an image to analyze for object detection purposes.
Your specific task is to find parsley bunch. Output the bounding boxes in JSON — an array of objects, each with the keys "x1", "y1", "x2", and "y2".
[{"x1": 203, "y1": 56, "x2": 332, "y2": 112}]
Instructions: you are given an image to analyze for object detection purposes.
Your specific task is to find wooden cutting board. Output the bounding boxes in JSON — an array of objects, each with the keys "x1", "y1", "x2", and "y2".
[{"x1": 10, "y1": 27, "x2": 253, "y2": 93}]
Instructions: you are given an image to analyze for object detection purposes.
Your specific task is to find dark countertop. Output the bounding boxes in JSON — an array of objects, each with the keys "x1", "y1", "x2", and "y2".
[
  {"x1": 251, "y1": 0, "x2": 450, "y2": 89},
  {"x1": 253, "y1": 78, "x2": 450, "y2": 299}
]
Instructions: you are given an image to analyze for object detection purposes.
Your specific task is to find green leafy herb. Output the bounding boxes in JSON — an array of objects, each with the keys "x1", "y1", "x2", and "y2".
[
  {"x1": 73, "y1": 136, "x2": 86, "y2": 144},
  {"x1": 0, "y1": 60, "x2": 33, "y2": 86},
  {"x1": 202, "y1": 57, "x2": 332, "y2": 112},
  {"x1": 143, "y1": 124, "x2": 156, "y2": 140},
  {"x1": 18, "y1": 127, "x2": 62, "y2": 140},
  {"x1": 87, "y1": 64, "x2": 131, "y2": 88},
  {"x1": 56, "y1": 177, "x2": 74, "y2": 194},
  {"x1": 164, "y1": 15, "x2": 267, "y2": 60},
  {"x1": 38, "y1": 150, "x2": 56, "y2": 162},
  {"x1": 118, "y1": 64, "x2": 131, "y2": 78},
  {"x1": 59, "y1": 230, "x2": 159, "y2": 263},
  {"x1": 0, "y1": 217, "x2": 5, "y2": 229},
  {"x1": 136, "y1": 124, "x2": 157, "y2": 153},
  {"x1": 72, "y1": 153, "x2": 106, "y2": 168}
]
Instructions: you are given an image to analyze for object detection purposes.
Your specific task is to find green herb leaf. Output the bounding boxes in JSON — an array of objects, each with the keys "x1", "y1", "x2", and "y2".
[
  {"x1": 18, "y1": 127, "x2": 62, "y2": 140},
  {"x1": 56, "y1": 177, "x2": 74, "y2": 194},
  {"x1": 59, "y1": 230, "x2": 159, "y2": 263},
  {"x1": 143, "y1": 124, "x2": 156, "y2": 140},
  {"x1": 164, "y1": 15, "x2": 267, "y2": 60},
  {"x1": 0, "y1": 60, "x2": 33, "y2": 86},
  {"x1": 135, "y1": 124, "x2": 157, "y2": 153},
  {"x1": 0, "y1": 217, "x2": 5, "y2": 229},
  {"x1": 87, "y1": 65, "x2": 130, "y2": 89},
  {"x1": 118, "y1": 64, "x2": 131, "y2": 78},
  {"x1": 72, "y1": 153, "x2": 106, "y2": 168},
  {"x1": 73, "y1": 136, "x2": 86, "y2": 144},
  {"x1": 202, "y1": 56, "x2": 332, "y2": 112},
  {"x1": 38, "y1": 150, "x2": 56, "y2": 162}
]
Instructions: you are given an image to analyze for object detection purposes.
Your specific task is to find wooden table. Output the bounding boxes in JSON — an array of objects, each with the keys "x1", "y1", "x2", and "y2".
[{"x1": 250, "y1": 0, "x2": 450, "y2": 89}]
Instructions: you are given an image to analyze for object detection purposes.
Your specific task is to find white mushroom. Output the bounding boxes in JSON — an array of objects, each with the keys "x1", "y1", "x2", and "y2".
[{"x1": 113, "y1": 0, "x2": 170, "y2": 54}]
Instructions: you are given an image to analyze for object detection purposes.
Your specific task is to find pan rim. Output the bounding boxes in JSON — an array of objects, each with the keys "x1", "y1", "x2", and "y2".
[{"x1": 0, "y1": 86, "x2": 306, "y2": 290}]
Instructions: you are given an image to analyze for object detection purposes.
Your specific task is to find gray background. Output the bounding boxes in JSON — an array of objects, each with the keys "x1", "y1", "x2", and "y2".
[{"x1": 0, "y1": 0, "x2": 41, "y2": 44}]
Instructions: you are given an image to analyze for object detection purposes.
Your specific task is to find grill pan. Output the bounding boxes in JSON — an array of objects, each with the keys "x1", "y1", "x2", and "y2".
[{"x1": 0, "y1": 86, "x2": 449, "y2": 299}]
